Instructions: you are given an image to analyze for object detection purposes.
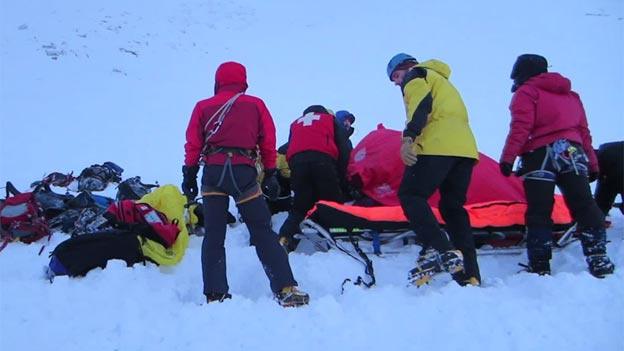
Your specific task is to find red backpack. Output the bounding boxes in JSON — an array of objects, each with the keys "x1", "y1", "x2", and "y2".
[
  {"x1": 105, "y1": 200, "x2": 179, "y2": 248},
  {"x1": 0, "y1": 182, "x2": 50, "y2": 247}
]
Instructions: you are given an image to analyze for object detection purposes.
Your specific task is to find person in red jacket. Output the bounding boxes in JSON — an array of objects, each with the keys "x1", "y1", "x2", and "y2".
[
  {"x1": 182, "y1": 61, "x2": 309, "y2": 307},
  {"x1": 500, "y1": 54, "x2": 614, "y2": 278},
  {"x1": 278, "y1": 105, "x2": 351, "y2": 252}
]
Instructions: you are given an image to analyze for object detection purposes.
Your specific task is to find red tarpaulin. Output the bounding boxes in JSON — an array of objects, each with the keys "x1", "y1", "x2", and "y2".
[{"x1": 346, "y1": 124, "x2": 571, "y2": 226}]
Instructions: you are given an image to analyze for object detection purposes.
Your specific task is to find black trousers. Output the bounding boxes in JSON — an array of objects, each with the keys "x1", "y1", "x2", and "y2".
[
  {"x1": 201, "y1": 164, "x2": 296, "y2": 295},
  {"x1": 398, "y1": 155, "x2": 480, "y2": 280},
  {"x1": 519, "y1": 145, "x2": 605, "y2": 260},
  {"x1": 279, "y1": 152, "x2": 344, "y2": 239},
  {"x1": 520, "y1": 146, "x2": 605, "y2": 229}
]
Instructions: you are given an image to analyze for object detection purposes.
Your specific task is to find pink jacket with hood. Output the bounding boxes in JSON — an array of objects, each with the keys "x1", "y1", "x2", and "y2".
[
  {"x1": 500, "y1": 72, "x2": 599, "y2": 172},
  {"x1": 184, "y1": 62, "x2": 277, "y2": 170}
]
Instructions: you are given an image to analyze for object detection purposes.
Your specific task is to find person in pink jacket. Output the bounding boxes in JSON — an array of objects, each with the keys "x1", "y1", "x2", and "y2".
[{"x1": 500, "y1": 54, "x2": 614, "y2": 278}]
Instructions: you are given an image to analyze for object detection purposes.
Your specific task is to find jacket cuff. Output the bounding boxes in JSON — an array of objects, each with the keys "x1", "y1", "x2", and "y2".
[
  {"x1": 182, "y1": 165, "x2": 200, "y2": 178},
  {"x1": 402, "y1": 130, "x2": 417, "y2": 140}
]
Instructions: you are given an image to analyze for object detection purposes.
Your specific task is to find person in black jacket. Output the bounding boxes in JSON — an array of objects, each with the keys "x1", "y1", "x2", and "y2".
[
  {"x1": 594, "y1": 141, "x2": 624, "y2": 217},
  {"x1": 278, "y1": 105, "x2": 351, "y2": 252},
  {"x1": 334, "y1": 110, "x2": 359, "y2": 200},
  {"x1": 335, "y1": 110, "x2": 356, "y2": 151}
]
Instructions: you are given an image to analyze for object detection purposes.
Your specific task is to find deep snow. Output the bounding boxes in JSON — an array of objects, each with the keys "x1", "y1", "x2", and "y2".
[
  {"x1": 1, "y1": 210, "x2": 623, "y2": 351},
  {"x1": 1, "y1": 1, "x2": 623, "y2": 350}
]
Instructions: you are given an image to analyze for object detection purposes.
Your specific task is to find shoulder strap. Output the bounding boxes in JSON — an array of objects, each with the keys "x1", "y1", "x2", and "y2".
[{"x1": 200, "y1": 93, "x2": 243, "y2": 157}]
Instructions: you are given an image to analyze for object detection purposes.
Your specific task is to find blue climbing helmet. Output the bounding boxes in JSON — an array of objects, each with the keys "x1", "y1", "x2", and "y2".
[
  {"x1": 386, "y1": 53, "x2": 418, "y2": 80},
  {"x1": 335, "y1": 110, "x2": 355, "y2": 125}
]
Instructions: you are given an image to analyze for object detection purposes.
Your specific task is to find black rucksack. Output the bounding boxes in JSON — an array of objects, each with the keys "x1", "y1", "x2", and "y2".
[
  {"x1": 116, "y1": 177, "x2": 159, "y2": 201},
  {"x1": 53, "y1": 192, "x2": 115, "y2": 235},
  {"x1": 47, "y1": 230, "x2": 144, "y2": 279},
  {"x1": 76, "y1": 162, "x2": 124, "y2": 192},
  {"x1": 33, "y1": 186, "x2": 74, "y2": 219}
]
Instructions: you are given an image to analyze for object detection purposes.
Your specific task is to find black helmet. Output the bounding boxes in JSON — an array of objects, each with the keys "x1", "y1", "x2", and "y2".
[
  {"x1": 303, "y1": 105, "x2": 328, "y2": 115},
  {"x1": 510, "y1": 54, "x2": 548, "y2": 92}
]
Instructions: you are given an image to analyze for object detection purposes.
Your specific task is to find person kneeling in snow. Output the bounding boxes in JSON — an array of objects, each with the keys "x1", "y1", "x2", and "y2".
[
  {"x1": 182, "y1": 61, "x2": 309, "y2": 307},
  {"x1": 500, "y1": 54, "x2": 615, "y2": 278}
]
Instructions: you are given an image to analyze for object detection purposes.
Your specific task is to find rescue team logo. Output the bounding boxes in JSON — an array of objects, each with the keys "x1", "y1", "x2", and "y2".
[{"x1": 296, "y1": 112, "x2": 321, "y2": 126}]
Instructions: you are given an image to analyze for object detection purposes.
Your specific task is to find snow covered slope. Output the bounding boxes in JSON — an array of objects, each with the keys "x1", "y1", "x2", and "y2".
[
  {"x1": 1, "y1": 0, "x2": 622, "y2": 188},
  {"x1": 1, "y1": 211, "x2": 622, "y2": 350},
  {"x1": 1, "y1": 1, "x2": 622, "y2": 350}
]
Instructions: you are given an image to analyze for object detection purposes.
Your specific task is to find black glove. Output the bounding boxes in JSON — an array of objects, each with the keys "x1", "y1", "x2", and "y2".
[
  {"x1": 499, "y1": 162, "x2": 513, "y2": 177},
  {"x1": 261, "y1": 168, "x2": 280, "y2": 201},
  {"x1": 588, "y1": 171, "x2": 599, "y2": 183},
  {"x1": 182, "y1": 165, "x2": 199, "y2": 202}
]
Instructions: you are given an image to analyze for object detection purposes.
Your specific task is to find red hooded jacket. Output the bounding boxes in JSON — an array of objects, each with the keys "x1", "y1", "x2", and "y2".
[
  {"x1": 500, "y1": 72, "x2": 598, "y2": 172},
  {"x1": 184, "y1": 62, "x2": 276, "y2": 169}
]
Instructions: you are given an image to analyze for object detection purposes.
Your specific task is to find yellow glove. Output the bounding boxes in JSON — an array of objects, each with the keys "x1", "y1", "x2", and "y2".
[{"x1": 400, "y1": 137, "x2": 418, "y2": 166}]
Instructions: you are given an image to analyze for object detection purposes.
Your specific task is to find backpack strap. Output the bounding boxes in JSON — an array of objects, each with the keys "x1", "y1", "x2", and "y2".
[
  {"x1": 300, "y1": 221, "x2": 376, "y2": 292},
  {"x1": 343, "y1": 228, "x2": 376, "y2": 289},
  {"x1": 200, "y1": 93, "x2": 243, "y2": 159}
]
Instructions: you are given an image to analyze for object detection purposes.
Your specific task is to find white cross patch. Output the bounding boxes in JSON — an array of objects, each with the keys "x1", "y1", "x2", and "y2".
[{"x1": 296, "y1": 112, "x2": 321, "y2": 126}]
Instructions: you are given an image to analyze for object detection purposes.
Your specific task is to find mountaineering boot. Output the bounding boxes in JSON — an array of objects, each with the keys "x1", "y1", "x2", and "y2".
[
  {"x1": 586, "y1": 255, "x2": 615, "y2": 278},
  {"x1": 408, "y1": 249, "x2": 464, "y2": 287},
  {"x1": 462, "y1": 276, "x2": 480, "y2": 287},
  {"x1": 275, "y1": 286, "x2": 310, "y2": 307},
  {"x1": 408, "y1": 249, "x2": 441, "y2": 287},
  {"x1": 440, "y1": 250, "x2": 464, "y2": 274},
  {"x1": 523, "y1": 227, "x2": 553, "y2": 275},
  {"x1": 417, "y1": 247, "x2": 441, "y2": 268},
  {"x1": 529, "y1": 260, "x2": 551, "y2": 275},
  {"x1": 415, "y1": 247, "x2": 442, "y2": 276},
  {"x1": 206, "y1": 292, "x2": 232, "y2": 304},
  {"x1": 518, "y1": 260, "x2": 551, "y2": 276},
  {"x1": 451, "y1": 271, "x2": 481, "y2": 287},
  {"x1": 580, "y1": 227, "x2": 615, "y2": 278},
  {"x1": 278, "y1": 212, "x2": 305, "y2": 253}
]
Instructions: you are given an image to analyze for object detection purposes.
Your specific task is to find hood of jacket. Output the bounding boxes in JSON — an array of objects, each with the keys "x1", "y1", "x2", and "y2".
[
  {"x1": 214, "y1": 61, "x2": 248, "y2": 94},
  {"x1": 417, "y1": 59, "x2": 451, "y2": 79},
  {"x1": 522, "y1": 72, "x2": 571, "y2": 94}
]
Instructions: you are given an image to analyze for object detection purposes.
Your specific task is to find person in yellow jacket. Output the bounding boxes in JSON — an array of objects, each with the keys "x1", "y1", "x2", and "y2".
[{"x1": 387, "y1": 53, "x2": 480, "y2": 287}]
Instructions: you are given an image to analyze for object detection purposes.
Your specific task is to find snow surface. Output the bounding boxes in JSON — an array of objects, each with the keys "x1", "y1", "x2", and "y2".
[{"x1": 1, "y1": 1, "x2": 623, "y2": 350}]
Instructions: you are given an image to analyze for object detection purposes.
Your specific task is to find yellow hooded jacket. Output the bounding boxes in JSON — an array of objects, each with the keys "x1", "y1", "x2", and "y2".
[
  {"x1": 136, "y1": 185, "x2": 193, "y2": 266},
  {"x1": 402, "y1": 59, "x2": 479, "y2": 160}
]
